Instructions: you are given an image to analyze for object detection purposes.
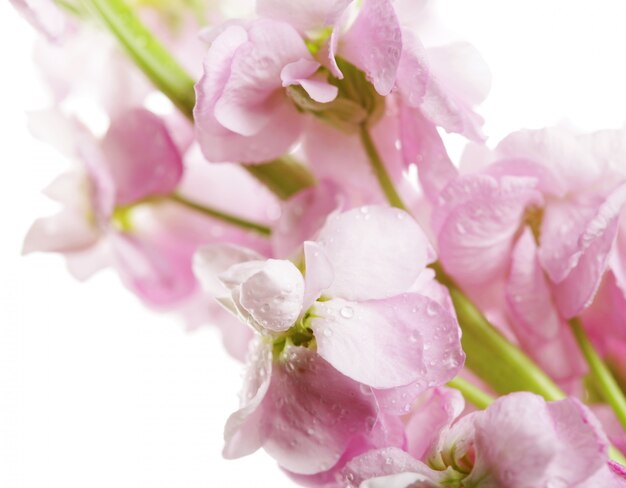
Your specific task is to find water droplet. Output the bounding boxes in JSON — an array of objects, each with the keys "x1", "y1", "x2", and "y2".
[
  {"x1": 409, "y1": 333, "x2": 418, "y2": 343},
  {"x1": 456, "y1": 222, "x2": 468, "y2": 234},
  {"x1": 340, "y1": 306, "x2": 354, "y2": 319},
  {"x1": 426, "y1": 302, "x2": 438, "y2": 317},
  {"x1": 397, "y1": 212, "x2": 406, "y2": 220},
  {"x1": 323, "y1": 329, "x2": 333, "y2": 337}
]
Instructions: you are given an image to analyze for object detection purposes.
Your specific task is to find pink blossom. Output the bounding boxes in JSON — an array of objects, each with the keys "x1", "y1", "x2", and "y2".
[
  {"x1": 193, "y1": 206, "x2": 464, "y2": 474},
  {"x1": 432, "y1": 127, "x2": 626, "y2": 387},
  {"x1": 343, "y1": 392, "x2": 626, "y2": 487},
  {"x1": 194, "y1": 18, "x2": 338, "y2": 163},
  {"x1": 23, "y1": 108, "x2": 271, "y2": 309}
]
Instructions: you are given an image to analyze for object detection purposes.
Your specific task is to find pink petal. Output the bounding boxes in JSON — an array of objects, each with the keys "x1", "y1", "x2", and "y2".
[
  {"x1": 101, "y1": 108, "x2": 183, "y2": 206},
  {"x1": 468, "y1": 393, "x2": 609, "y2": 487},
  {"x1": 281, "y1": 59, "x2": 339, "y2": 103},
  {"x1": 223, "y1": 340, "x2": 273, "y2": 459},
  {"x1": 340, "y1": 0, "x2": 402, "y2": 96},
  {"x1": 435, "y1": 173, "x2": 541, "y2": 285},
  {"x1": 549, "y1": 184, "x2": 626, "y2": 318},
  {"x1": 506, "y1": 229, "x2": 587, "y2": 384},
  {"x1": 316, "y1": 206, "x2": 433, "y2": 301},
  {"x1": 236, "y1": 259, "x2": 305, "y2": 332},
  {"x1": 109, "y1": 232, "x2": 197, "y2": 306},
  {"x1": 399, "y1": 104, "x2": 458, "y2": 203},
  {"x1": 262, "y1": 344, "x2": 379, "y2": 475},
  {"x1": 281, "y1": 58, "x2": 320, "y2": 83},
  {"x1": 23, "y1": 211, "x2": 100, "y2": 255},
  {"x1": 396, "y1": 30, "x2": 429, "y2": 107},
  {"x1": 193, "y1": 244, "x2": 263, "y2": 298},
  {"x1": 302, "y1": 241, "x2": 334, "y2": 312},
  {"x1": 496, "y1": 127, "x2": 605, "y2": 194},
  {"x1": 405, "y1": 388, "x2": 465, "y2": 460},
  {"x1": 341, "y1": 447, "x2": 443, "y2": 487},
  {"x1": 419, "y1": 44, "x2": 488, "y2": 142},
  {"x1": 426, "y1": 42, "x2": 491, "y2": 108},
  {"x1": 256, "y1": 0, "x2": 353, "y2": 34},
  {"x1": 310, "y1": 294, "x2": 464, "y2": 389}
]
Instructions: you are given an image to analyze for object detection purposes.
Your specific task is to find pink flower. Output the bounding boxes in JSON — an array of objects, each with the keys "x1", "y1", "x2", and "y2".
[
  {"x1": 23, "y1": 108, "x2": 271, "y2": 308},
  {"x1": 194, "y1": 18, "x2": 338, "y2": 163},
  {"x1": 343, "y1": 392, "x2": 626, "y2": 487},
  {"x1": 432, "y1": 127, "x2": 626, "y2": 387},
  {"x1": 193, "y1": 205, "x2": 464, "y2": 474}
]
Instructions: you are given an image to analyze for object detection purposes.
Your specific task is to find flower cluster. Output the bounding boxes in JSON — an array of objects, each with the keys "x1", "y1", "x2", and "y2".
[{"x1": 11, "y1": 0, "x2": 626, "y2": 486}]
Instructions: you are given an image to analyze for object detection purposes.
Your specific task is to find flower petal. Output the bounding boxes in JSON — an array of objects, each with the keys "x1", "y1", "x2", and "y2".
[
  {"x1": 405, "y1": 387, "x2": 465, "y2": 461},
  {"x1": 310, "y1": 294, "x2": 464, "y2": 389},
  {"x1": 549, "y1": 183, "x2": 626, "y2": 318},
  {"x1": 467, "y1": 393, "x2": 609, "y2": 487},
  {"x1": 101, "y1": 108, "x2": 183, "y2": 206},
  {"x1": 263, "y1": 344, "x2": 379, "y2": 475},
  {"x1": 302, "y1": 241, "x2": 334, "y2": 312},
  {"x1": 341, "y1": 447, "x2": 443, "y2": 487},
  {"x1": 236, "y1": 259, "x2": 305, "y2": 332},
  {"x1": 22, "y1": 211, "x2": 99, "y2": 255},
  {"x1": 435, "y1": 173, "x2": 541, "y2": 285},
  {"x1": 316, "y1": 206, "x2": 433, "y2": 301},
  {"x1": 340, "y1": 0, "x2": 402, "y2": 96},
  {"x1": 257, "y1": 0, "x2": 353, "y2": 34},
  {"x1": 193, "y1": 244, "x2": 263, "y2": 298},
  {"x1": 506, "y1": 229, "x2": 587, "y2": 385},
  {"x1": 399, "y1": 104, "x2": 458, "y2": 203},
  {"x1": 223, "y1": 340, "x2": 273, "y2": 459}
]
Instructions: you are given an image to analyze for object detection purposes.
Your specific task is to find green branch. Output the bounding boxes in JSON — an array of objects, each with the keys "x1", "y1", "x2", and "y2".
[
  {"x1": 359, "y1": 125, "x2": 409, "y2": 211},
  {"x1": 170, "y1": 194, "x2": 272, "y2": 236},
  {"x1": 448, "y1": 376, "x2": 495, "y2": 409},
  {"x1": 570, "y1": 318, "x2": 626, "y2": 431},
  {"x1": 82, "y1": 0, "x2": 196, "y2": 117}
]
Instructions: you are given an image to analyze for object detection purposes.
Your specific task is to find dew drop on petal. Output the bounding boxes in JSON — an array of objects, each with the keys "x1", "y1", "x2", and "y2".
[{"x1": 340, "y1": 306, "x2": 354, "y2": 319}]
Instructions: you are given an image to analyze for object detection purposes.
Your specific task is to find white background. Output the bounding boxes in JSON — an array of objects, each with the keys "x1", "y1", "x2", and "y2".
[{"x1": 1, "y1": 1, "x2": 626, "y2": 487}]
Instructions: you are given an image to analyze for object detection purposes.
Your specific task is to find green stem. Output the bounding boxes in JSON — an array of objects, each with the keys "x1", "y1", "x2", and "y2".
[
  {"x1": 448, "y1": 377, "x2": 495, "y2": 409},
  {"x1": 82, "y1": 0, "x2": 196, "y2": 117},
  {"x1": 433, "y1": 263, "x2": 565, "y2": 401},
  {"x1": 359, "y1": 125, "x2": 408, "y2": 211},
  {"x1": 569, "y1": 318, "x2": 626, "y2": 432},
  {"x1": 81, "y1": 0, "x2": 315, "y2": 200},
  {"x1": 170, "y1": 194, "x2": 272, "y2": 236}
]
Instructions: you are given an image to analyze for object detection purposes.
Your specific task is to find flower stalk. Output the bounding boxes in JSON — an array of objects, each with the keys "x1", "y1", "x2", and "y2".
[
  {"x1": 570, "y1": 318, "x2": 626, "y2": 432},
  {"x1": 170, "y1": 194, "x2": 272, "y2": 236}
]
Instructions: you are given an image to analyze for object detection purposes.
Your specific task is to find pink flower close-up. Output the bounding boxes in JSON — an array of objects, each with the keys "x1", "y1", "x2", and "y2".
[{"x1": 3, "y1": 0, "x2": 626, "y2": 487}]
